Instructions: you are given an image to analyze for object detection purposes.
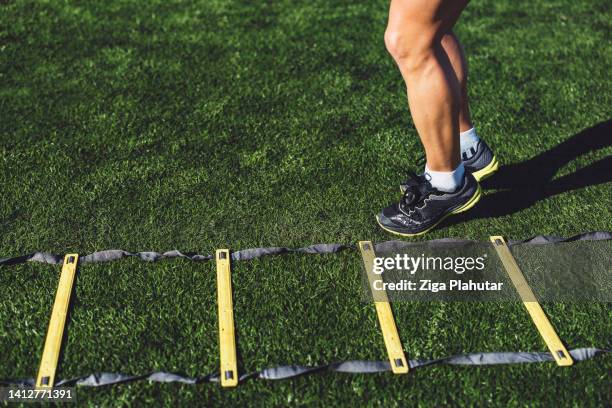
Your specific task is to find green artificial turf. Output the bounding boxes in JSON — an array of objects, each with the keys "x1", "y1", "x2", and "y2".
[{"x1": 1, "y1": 0, "x2": 611, "y2": 406}]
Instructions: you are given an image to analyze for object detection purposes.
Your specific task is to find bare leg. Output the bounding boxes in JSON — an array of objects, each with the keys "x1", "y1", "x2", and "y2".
[
  {"x1": 385, "y1": 0, "x2": 469, "y2": 171},
  {"x1": 441, "y1": 31, "x2": 473, "y2": 132}
]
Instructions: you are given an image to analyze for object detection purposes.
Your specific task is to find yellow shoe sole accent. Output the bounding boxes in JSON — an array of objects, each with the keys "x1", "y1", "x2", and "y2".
[
  {"x1": 472, "y1": 155, "x2": 499, "y2": 182},
  {"x1": 377, "y1": 184, "x2": 482, "y2": 237}
]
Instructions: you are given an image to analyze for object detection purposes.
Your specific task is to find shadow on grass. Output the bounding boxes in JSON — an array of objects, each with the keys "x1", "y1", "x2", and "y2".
[{"x1": 446, "y1": 119, "x2": 611, "y2": 225}]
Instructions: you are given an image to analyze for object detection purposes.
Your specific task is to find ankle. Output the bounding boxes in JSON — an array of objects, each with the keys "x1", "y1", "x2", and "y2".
[
  {"x1": 424, "y1": 162, "x2": 465, "y2": 192},
  {"x1": 460, "y1": 127, "x2": 481, "y2": 156}
]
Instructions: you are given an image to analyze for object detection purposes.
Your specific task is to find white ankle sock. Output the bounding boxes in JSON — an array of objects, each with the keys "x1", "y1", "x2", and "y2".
[
  {"x1": 424, "y1": 163, "x2": 465, "y2": 193},
  {"x1": 460, "y1": 127, "x2": 480, "y2": 157}
]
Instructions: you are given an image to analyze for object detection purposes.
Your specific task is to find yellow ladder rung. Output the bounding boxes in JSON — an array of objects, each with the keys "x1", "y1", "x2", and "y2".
[
  {"x1": 359, "y1": 241, "x2": 409, "y2": 374},
  {"x1": 36, "y1": 254, "x2": 79, "y2": 388},
  {"x1": 216, "y1": 249, "x2": 238, "y2": 387},
  {"x1": 490, "y1": 236, "x2": 573, "y2": 366}
]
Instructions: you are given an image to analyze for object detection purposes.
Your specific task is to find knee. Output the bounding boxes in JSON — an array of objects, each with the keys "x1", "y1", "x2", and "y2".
[
  {"x1": 384, "y1": 29, "x2": 410, "y2": 60},
  {"x1": 384, "y1": 28, "x2": 434, "y2": 72}
]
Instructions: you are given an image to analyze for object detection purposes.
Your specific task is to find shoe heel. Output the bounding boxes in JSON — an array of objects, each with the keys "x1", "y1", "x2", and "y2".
[
  {"x1": 453, "y1": 185, "x2": 482, "y2": 214},
  {"x1": 473, "y1": 155, "x2": 499, "y2": 181}
]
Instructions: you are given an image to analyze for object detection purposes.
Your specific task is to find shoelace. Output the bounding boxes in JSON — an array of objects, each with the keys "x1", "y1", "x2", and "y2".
[
  {"x1": 400, "y1": 171, "x2": 436, "y2": 211},
  {"x1": 401, "y1": 155, "x2": 426, "y2": 186}
]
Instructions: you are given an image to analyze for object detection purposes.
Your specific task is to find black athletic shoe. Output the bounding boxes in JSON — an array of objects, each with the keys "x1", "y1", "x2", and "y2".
[
  {"x1": 463, "y1": 140, "x2": 499, "y2": 181},
  {"x1": 400, "y1": 140, "x2": 498, "y2": 193},
  {"x1": 378, "y1": 172, "x2": 481, "y2": 236}
]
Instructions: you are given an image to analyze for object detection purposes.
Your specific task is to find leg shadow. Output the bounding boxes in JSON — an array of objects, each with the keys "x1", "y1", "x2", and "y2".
[{"x1": 448, "y1": 119, "x2": 611, "y2": 223}]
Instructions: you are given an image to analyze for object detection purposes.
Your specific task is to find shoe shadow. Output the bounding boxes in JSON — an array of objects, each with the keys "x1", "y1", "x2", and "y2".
[{"x1": 446, "y1": 119, "x2": 611, "y2": 225}]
